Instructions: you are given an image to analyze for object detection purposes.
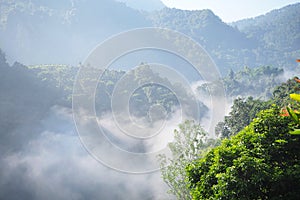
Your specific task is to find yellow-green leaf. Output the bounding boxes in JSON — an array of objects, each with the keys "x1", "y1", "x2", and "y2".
[
  {"x1": 287, "y1": 106, "x2": 299, "y2": 123},
  {"x1": 290, "y1": 93, "x2": 300, "y2": 102},
  {"x1": 275, "y1": 139, "x2": 288, "y2": 144},
  {"x1": 290, "y1": 129, "x2": 300, "y2": 135}
]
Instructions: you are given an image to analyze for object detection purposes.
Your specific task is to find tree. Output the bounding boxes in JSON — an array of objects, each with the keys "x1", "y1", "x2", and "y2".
[
  {"x1": 186, "y1": 107, "x2": 300, "y2": 200},
  {"x1": 215, "y1": 96, "x2": 270, "y2": 138},
  {"x1": 221, "y1": 66, "x2": 284, "y2": 98},
  {"x1": 272, "y1": 78, "x2": 300, "y2": 107},
  {"x1": 158, "y1": 120, "x2": 218, "y2": 200}
]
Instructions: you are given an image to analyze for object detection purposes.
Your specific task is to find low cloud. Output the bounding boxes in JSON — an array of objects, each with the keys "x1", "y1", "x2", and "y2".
[{"x1": 0, "y1": 106, "x2": 174, "y2": 200}]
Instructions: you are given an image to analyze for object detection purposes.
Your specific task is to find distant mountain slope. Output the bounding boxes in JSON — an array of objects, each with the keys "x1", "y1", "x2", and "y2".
[
  {"x1": 231, "y1": 3, "x2": 300, "y2": 69},
  {"x1": 115, "y1": 0, "x2": 165, "y2": 11},
  {"x1": 148, "y1": 8, "x2": 255, "y2": 72},
  {"x1": 0, "y1": 1, "x2": 299, "y2": 74},
  {"x1": 0, "y1": 0, "x2": 150, "y2": 65},
  {"x1": 148, "y1": 4, "x2": 300, "y2": 72},
  {"x1": 150, "y1": 8, "x2": 252, "y2": 49},
  {"x1": 232, "y1": 3, "x2": 300, "y2": 50}
]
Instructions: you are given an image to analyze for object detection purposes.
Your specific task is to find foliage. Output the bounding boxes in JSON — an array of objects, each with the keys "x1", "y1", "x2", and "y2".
[
  {"x1": 284, "y1": 91, "x2": 300, "y2": 135},
  {"x1": 1, "y1": 2, "x2": 299, "y2": 74},
  {"x1": 198, "y1": 66, "x2": 284, "y2": 100},
  {"x1": 272, "y1": 78, "x2": 300, "y2": 107},
  {"x1": 186, "y1": 107, "x2": 300, "y2": 200},
  {"x1": 216, "y1": 77, "x2": 300, "y2": 139},
  {"x1": 290, "y1": 93, "x2": 300, "y2": 102},
  {"x1": 149, "y1": 8, "x2": 246, "y2": 49},
  {"x1": 223, "y1": 66, "x2": 284, "y2": 98},
  {"x1": 148, "y1": 8, "x2": 253, "y2": 73},
  {"x1": 215, "y1": 96, "x2": 270, "y2": 138},
  {"x1": 0, "y1": 51, "x2": 62, "y2": 151},
  {"x1": 28, "y1": 64, "x2": 78, "y2": 104},
  {"x1": 158, "y1": 120, "x2": 218, "y2": 200},
  {"x1": 0, "y1": 59, "x2": 61, "y2": 128},
  {"x1": 149, "y1": 4, "x2": 300, "y2": 73},
  {"x1": 232, "y1": 3, "x2": 300, "y2": 71},
  {"x1": 28, "y1": 63, "x2": 208, "y2": 120},
  {"x1": 95, "y1": 64, "x2": 208, "y2": 120}
]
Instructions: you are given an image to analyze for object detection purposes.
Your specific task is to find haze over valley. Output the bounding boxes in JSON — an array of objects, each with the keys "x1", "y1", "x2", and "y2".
[{"x1": 0, "y1": 1, "x2": 300, "y2": 199}]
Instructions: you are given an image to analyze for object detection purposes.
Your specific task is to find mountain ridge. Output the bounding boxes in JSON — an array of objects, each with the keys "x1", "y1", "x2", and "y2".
[
  {"x1": 0, "y1": 1, "x2": 299, "y2": 74},
  {"x1": 114, "y1": 0, "x2": 165, "y2": 11}
]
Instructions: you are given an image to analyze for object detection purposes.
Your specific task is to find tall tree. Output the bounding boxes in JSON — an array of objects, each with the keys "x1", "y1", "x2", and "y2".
[
  {"x1": 215, "y1": 96, "x2": 270, "y2": 138},
  {"x1": 159, "y1": 120, "x2": 218, "y2": 200}
]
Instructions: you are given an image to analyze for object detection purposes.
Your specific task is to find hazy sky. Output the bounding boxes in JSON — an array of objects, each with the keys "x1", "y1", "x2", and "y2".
[{"x1": 160, "y1": 0, "x2": 300, "y2": 22}]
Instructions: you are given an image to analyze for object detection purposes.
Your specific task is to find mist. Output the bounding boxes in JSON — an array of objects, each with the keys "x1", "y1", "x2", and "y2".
[
  {"x1": 0, "y1": 105, "x2": 174, "y2": 200},
  {"x1": 1, "y1": 1, "x2": 299, "y2": 199}
]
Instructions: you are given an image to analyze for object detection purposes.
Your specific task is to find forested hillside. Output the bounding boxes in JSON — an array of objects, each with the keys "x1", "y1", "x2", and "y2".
[
  {"x1": 0, "y1": 0, "x2": 150, "y2": 64},
  {"x1": 162, "y1": 76, "x2": 300, "y2": 200},
  {"x1": 148, "y1": 3, "x2": 300, "y2": 73},
  {"x1": 232, "y1": 3, "x2": 300, "y2": 70},
  {"x1": 1, "y1": 1, "x2": 300, "y2": 199},
  {"x1": 0, "y1": 50, "x2": 62, "y2": 154},
  {"x1": 0, "y1": 1, "x2": 299, "y2": 74},
  {"x1": 148, "y1": 8, "x2": 254, "y2": 72},
  {"x1": 187, "y1": 105, "x2": 300, "y2": 199}
]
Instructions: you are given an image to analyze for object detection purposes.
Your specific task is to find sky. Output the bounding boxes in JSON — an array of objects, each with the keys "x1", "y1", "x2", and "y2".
[{"x1": 160, "y1": 0, "x2": 300, "y2": 22}]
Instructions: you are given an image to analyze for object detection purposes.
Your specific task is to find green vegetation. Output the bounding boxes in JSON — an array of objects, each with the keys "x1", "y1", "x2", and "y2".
[
  {"x1": 198, "y1": 66, "x2": 285, "y2": 99},
  {"x1": 232, "y1": 3, "x2": 300, "y2": 71},
  {"x1": 3, "y1": 46, "x2": 298, "y2": 199},
  {"x1": 186, "y1": 107, "x2": 300, "y2": 199},
  {"x1": 28, "y1": 62, "x2": 208, "y2": 120},
  {"x1": 0, "y1": 50, "x2": 62, "y2": 151},
  {"x1": 272, "y1": 78, "x2": 300, "y2": 107},
  {"x1": 148, "y1": 8, "x2": 253, "y2": 73},
  {"x1": 159, "y1": 120, "x2": 218, "y2": 200},
  {"x1": 215, "y1": 96, "x2": 270, "y2": 138},
  {"x1": 215, "y1": 74, "x2": 300, "y2": 138},
  {"x1": 2, "y1": 2, "x2": 299, "y2": 74},
  {"x1": 223, "y1": 66, "x2": 284, "y2": 98},
  {"x1": 1, "y1": 1, "x2": 299, "y2": 199},
  {"x1": 161, "y1": 74, "x2": 300, "y2": 199},
  {"x1": 149, "y1": 8, "x2": 247, "y2": 50},
  {"x1": 149, "y1": 4, "x2": 300, "y2": 73},
  {"x1": 285, "y1": 93, "x2": 300, "y2": 135}
]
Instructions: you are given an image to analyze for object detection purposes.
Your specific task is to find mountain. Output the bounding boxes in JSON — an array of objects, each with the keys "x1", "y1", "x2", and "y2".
[
  {"x1": 115, "y1": 0, "x2": 165, "y2": 11},
  {"x1": 0, "y1": 1, "x2": 299, "y2": 74},
  {"x1": 0, "y1": 49, "x2": 62, "y2": 152},
  {"x1": 0, "y1": 0, "x2": 150, "y2": 65},
  {"x1": 149, "y1": 8, "x2": 250, "y2": 49},
  {"x1": 147, "y1": 8, "x2": 255, "y2": 72},
  {"x1": 148, "y1": 3, "x2": 300, "y2": 73},
  {"x1": 231, "y1": 3, "x2": 300, "y2": 70},
  {"x1": 1, "y1": 3, "x2": 300, "y2": 199},
  {"x1": 232, "y1": 3, "x2": 300, "y2": 50}
]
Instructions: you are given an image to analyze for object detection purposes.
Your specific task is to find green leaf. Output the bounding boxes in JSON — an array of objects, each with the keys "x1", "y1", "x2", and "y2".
[
  {"x1": 289, "y1": 129, "x2": 300, "y2": 135},
  {"x1": 275, "y1": 139, "x2": 287, "y2": 144},
  {"x1": 290, "y1": 93, "x2": 300, "y2": 102},
  {"x1": 287, "y1": 107, "x2": 299, "y2": 124}
]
